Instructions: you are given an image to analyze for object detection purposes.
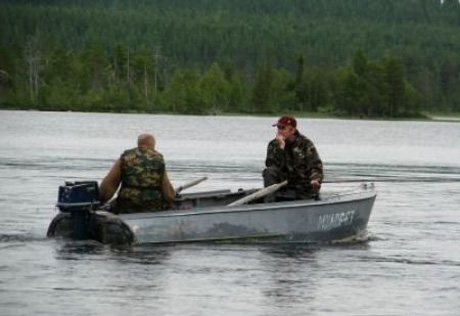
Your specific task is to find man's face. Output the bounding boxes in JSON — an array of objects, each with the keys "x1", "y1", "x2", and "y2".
[{"x1": 277, "y1": 125, "x2": 296, "y2": 139}]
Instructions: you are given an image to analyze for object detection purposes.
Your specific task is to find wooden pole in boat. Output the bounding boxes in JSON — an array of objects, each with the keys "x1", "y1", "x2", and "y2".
[
  {"x1": 175, "y1": 176, "x2": 208, "y2": 194},
  {"x1": 227, "y1": 180, "x2": 288, "y2": 207}
]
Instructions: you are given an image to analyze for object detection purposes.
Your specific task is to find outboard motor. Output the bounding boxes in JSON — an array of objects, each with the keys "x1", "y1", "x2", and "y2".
[{"x1": 56, "y1": 181, "x2": 100, "y2": 240}]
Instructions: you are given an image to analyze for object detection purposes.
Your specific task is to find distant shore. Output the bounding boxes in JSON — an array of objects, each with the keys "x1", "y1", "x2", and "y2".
[
  {"x1": 425, "y1": 114, "x2": 460, "y2": 122},
  {"x1": 1, "y1": 107, "x2": 459, "y2": 123}
]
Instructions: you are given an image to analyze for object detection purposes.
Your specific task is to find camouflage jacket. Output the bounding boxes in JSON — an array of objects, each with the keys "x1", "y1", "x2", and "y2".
[
  {"x1": 117, "y1": 147, "x2": 167, "y2": 213},
  {"x1": 265, "y1": 131, "x2": 323, "y2": 188}
]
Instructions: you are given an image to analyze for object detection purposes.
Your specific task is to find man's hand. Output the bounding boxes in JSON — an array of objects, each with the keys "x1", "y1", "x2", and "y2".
[
  {"x1": 310, "y1": 179, "x2": 321, "y2": 192},
  {"x1": 276, "y1": 134, "x2": 286, "y2": 150}
]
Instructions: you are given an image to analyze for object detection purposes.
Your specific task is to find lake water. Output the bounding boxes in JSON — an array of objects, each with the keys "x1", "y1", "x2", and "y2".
[{"x1": 1, "y1": 110, "x2": 459, "y2": 316}]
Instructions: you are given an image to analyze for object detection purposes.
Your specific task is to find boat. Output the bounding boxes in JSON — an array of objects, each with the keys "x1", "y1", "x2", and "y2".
[{"x1": 47, "y1": 180, "x2": 377, "y2": 245}]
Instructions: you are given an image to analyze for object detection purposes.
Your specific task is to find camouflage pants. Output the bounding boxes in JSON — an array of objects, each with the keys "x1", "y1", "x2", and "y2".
[
  {"x1": 108, "y1": 198, "x2": 170, "y2": 214},
  {"x1": 262, "y1": 166, "x2": 318, "y2": 202}
]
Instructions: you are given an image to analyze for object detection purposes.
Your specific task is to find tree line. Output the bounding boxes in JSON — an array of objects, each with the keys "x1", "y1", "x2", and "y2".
[{"x1": 1, "y1": 0, "x2": 460, "y2": 117}]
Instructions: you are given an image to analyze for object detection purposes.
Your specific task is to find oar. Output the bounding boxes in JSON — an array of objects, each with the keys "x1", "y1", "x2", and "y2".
[
  {"x1": 175, "y1": 176, "x2": 208, "y2": 194},
  {"x1": 227, "y1": 180, "x2": 288, "y2": 207}
]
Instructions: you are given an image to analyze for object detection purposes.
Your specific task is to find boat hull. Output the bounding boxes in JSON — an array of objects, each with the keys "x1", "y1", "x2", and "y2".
[
  {"x1": 48, "y1": 184, "x2": 376, "y2": 245},
  {"x1": 122, "y1": 189, "x2": 376, "y2": 244}
]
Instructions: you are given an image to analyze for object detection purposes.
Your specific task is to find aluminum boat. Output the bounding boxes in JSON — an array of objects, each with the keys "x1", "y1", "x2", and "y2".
[{"x1": 47, "y1": 182, "x2": 377, "y2": 245}]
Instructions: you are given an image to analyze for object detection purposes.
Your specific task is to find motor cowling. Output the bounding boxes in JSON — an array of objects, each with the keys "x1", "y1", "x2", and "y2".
[{"x1": 56, "y1": 181, "x2": 100, "y2": 240}]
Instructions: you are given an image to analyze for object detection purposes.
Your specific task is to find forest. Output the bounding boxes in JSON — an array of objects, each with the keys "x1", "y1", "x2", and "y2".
[{"x1": 1, "y1": 0, "x2": 459, "y2": 117}]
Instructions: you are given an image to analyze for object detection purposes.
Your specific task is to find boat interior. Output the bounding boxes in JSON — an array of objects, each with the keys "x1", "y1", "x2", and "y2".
[{"x1": 173, "y1": 188, "x2": 260, "y2": 210}]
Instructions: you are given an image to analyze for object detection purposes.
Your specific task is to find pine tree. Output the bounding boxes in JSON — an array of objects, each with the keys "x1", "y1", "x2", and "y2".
[{"x1": 384, "y1": 55, "x2": 405, "y2": 117}]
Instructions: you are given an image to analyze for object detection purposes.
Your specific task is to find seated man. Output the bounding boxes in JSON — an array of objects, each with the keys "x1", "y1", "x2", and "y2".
[
  {"x1": 263, "y1": 115, "x2": 323, "y2": 201},
  {"x1": 99, "y1": 133, "x2": 175, "y2": 214}
]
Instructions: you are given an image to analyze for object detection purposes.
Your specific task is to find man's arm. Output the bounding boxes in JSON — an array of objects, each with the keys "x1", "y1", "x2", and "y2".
[
  {"x1": 99, "y1": 159, "x2": 122, "y2": 203},
  {"x1": 306, "y1": 144, "x2": 323, "y2": 192},
  {"x1": 161, "y1": 170, "x2": 176, "y2": 204},
  {"x1": 265, "y1": 139, "x2": 286, "y2": 168}
]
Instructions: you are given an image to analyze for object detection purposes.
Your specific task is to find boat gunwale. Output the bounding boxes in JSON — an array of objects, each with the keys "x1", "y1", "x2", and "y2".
[{"x1": 119, "y1": 186, "x2": 377, "y2": 220}]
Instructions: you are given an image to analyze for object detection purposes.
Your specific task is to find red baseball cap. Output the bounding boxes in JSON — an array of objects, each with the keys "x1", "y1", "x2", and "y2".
[{"x1": 272, "y1": 115, "x2": 297, "y2": 128}]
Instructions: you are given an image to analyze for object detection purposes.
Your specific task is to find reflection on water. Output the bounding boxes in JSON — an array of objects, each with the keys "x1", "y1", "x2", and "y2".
[
  {"x1": 1, "y1": 111, "x2": 460, "y2": 315},
  {"x1": 258, "y1": 243, "x2": 319, "y2": 259},
  {"x1": 258, "y1": 245, "x2": 318, "y2": 315},
  {"x1": 53, "y1": 241, "x2": 172, "y2": 266}
]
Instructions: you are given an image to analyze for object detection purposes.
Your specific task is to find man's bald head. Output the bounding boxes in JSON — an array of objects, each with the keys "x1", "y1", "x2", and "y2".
[{"x1": 137, "y1": 133, "x2": 155, "y2": 149}]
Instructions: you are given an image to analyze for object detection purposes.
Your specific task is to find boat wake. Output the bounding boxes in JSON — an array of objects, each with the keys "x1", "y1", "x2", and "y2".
[
  {"x1": 325, "y1": 163, "x2": 460, "y2": 184},
  {"x1": 356, "y1": 254, "x2": 460, "y2": 267},
  {"x1": 2, "y1": 156, "x2": 459, "y2": 184},
  {"x1": 327, "y1": 229, "x2": 372, "y2": 245},
  {"x1": 0, "y1": 233, "x2": 47, "y2": 246}
]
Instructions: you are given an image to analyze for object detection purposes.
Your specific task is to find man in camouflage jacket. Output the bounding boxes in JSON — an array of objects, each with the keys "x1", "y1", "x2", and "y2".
[
  {"x1": 263, "y1": 115, "x2": 323, "y2": 201},
  {"x1": 100, "y1": 133, "x2": 175, "y2": 213}
]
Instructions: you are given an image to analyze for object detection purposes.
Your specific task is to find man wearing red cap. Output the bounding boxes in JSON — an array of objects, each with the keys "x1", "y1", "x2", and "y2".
[{"x1": 263, "y1": 115, "x2": 323, "y2": 201}]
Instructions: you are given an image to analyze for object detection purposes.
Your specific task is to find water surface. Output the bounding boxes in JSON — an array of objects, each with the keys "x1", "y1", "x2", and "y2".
[{"x1": 1, "y1": 110, "x2": 459, "y2": 315}]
